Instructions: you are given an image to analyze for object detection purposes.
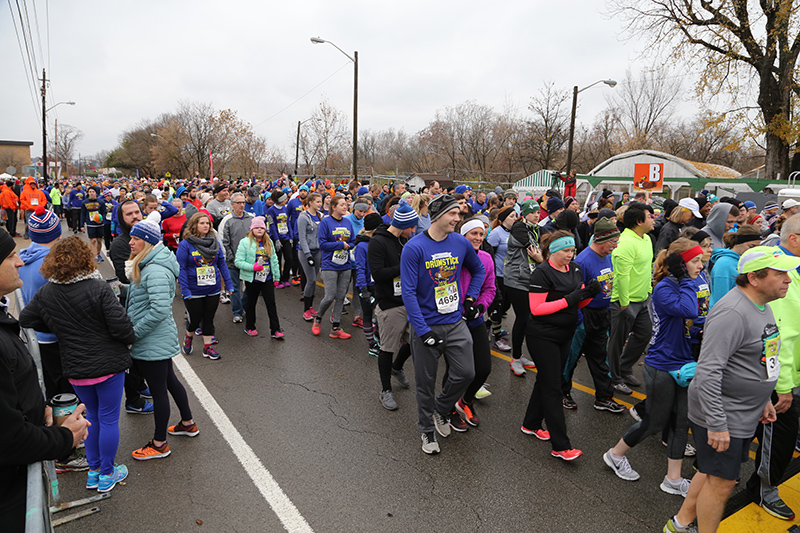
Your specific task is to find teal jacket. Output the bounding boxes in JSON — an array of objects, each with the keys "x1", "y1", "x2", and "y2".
[
  {"x1": 126, "y1": 244, "x2": 182, "y2": 361},
  {"x1": 234, "y1": 236, "x2": 280, "y2": 283},
  {"x1": 709, "y1": 248, "x2": 739, "y2": 308}
]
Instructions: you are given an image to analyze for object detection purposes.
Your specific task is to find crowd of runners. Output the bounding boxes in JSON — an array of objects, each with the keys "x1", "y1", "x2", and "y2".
[{"x1": 2, "y1": 172, "x2": 800, "y2": 532}]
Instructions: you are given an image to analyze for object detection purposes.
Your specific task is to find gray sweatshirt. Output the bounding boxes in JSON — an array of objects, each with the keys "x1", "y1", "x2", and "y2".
[
  {"x1": 688, "y1": 287, "x2": 780, "y2": 438},
  {"x1": 297, "y1": 210, "x2": 321, "y2": 258},
  {"x1": 702, "y1": 202, "x2": 734, "y2": 249}
]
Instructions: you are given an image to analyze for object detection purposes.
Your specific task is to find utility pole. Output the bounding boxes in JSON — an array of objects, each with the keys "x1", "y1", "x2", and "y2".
[
  {"x1": 41, "y1": 69, "x2": 48, "y2": 186},
  {"x1": 295, "y1": 121, "x2": 301, "y2": 177},
  {"x1": 353, "y1": 50, "x2": 358, "y2": 183}
]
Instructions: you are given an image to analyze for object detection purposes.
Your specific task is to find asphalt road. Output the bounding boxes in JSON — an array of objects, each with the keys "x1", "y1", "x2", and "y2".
[{"x1": 13, "y1": 225, "x2": 764, "y2": 532}]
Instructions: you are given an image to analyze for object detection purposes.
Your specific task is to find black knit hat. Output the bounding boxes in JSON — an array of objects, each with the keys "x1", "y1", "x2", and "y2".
[
  {"x1": 363, "y1": 213, "x2": 382, "y2": 231},
  {"x1": 0, "y1": 228, "x2": 15, "y2": 264},
  {"x1": 428, "y1": 194, "x2": 459, "y2": 222}
]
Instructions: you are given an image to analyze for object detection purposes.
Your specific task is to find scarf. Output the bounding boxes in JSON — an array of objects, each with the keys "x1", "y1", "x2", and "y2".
[{"x1": 187, "y1": 234, "x2": 219, "y2": 261}]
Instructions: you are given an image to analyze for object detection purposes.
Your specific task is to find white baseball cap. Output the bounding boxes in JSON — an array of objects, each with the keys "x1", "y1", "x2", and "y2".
[
  {"x1": 678, "y1": 197, "x2": 703, "y2": 218},
  {"x1": 782, "y1": 199, "x2": 800, "y2": 210}
]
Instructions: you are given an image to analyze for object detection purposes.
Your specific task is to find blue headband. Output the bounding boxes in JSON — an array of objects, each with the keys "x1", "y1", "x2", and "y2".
[{"x1": 549, "y1": 236, "x2": 575, "y2": 253}]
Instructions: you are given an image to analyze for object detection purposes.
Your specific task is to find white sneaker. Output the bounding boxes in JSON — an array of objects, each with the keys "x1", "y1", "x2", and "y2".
[
  {"x1": 519, "y1": 356, "x2": 536, "y2": 369},
  {"x1": 510, "y1": 358, "x2": 526, "y2": 376},
  {"x1": 660, "y1": 476, "x2": 690, "y2": 497},
  {"x1": 433, "y1": 411, "x2": 451, "y2": 438},
  {"x1": 220, "y1": 293, "x2": 231, "y2": 304},
  {"x1": 232, "y1": 315, "x2": 243, "y2": 323},
  {"x1": 603, "y1": 449, "x2": 640, "y2": 481},
  {"x1": 421, "y1": 432, "x2": 439, "y2": 455}
]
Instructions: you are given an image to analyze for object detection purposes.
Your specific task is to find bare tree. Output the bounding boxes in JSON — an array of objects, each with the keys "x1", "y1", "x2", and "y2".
[
  {"x1": 50, "y1": 124, "x2": 84, "y2": 170},
  {"x1": 608, "y1": 0, "x2": 800, "y2": 180},
  {"x1": 305, "y1": 99, "x2": 349, "y2": 172},
  {"x1": 522, "y1": 82, "x2": 571, "y2": 171},
  {"x1": 604, "y1": 67, "x2": 681, "y2": 150}
]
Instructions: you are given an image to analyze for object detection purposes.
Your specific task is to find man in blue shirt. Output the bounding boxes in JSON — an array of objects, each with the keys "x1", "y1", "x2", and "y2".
[
  {"x1": 570, "y1": 218, "x2": 625, "y2": 413},
  {"x1": 288, "y1": 186, "x2": 309, "y2": 286},
  {"x1": 401, "y1": 194, "x2": 485, "y2": 455}
]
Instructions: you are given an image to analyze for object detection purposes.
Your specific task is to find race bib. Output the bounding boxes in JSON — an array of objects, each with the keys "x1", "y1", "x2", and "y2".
[
  {"x1": 764, "y1": 336, "x2": 780, "y2": 381},
  {"x1": 434, "y1": 282, "x2": 459, "y2": 314},
  {"x1": 30, "y1": 198, "x2": 39, "y2": 206},
  {"x1": 196, "y1": 265, "x2": 216, "y2": 286},
  {"x1": 332, "y1": 249, "x2": 349, "y2": 265},
  {"x1": 393, "y1": 276, "x2": 402, "y2": 296},
  {"x1": 278, "y1": 221, "x2": 288, "y2": 235},
  {"x1": 255, "y1": 268, "x2": 268, "y2": 282}
]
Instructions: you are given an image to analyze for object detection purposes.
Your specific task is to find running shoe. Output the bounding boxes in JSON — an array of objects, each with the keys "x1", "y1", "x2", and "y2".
[
  {"x1": 168, "y1": 421, "x2": 200, "y2": 437},
  {"x1": 510, "y1": 358, "x2": 526, "y2": 376},
  {"x1": 474, "y1": 384, "x2": 492, "y2": 400},
  {"x1": 455, "y1": 398, "x2": 479, "y2": 427},
  {"x1": 629, "y1": 405, "x2": 641, "y2": 422},
  {"x1": 291, "y1": 276, "x2": 301, "y2": 286},
  {"x1": 433, "y1": 411, "x2": 451, "y2": 438},
  {"x1": 391, "y1": 368, "x2": 410, "y2": 388},
  {"x1": 761, "y1": 498, "x2": 795, "y2": 520},
  {"x1": 603, "y1": 449, "x2": 640, "y2": 481},
  {"x1": 220, "y1": 293, "x2": 230, "y2": 304},
  {"x1": 351, "y1": 316, "x2": 363, "y2": 328},
  {"x1": 312, "y1": 318, "x2": 321, "y2": 336},
  {"x1": 661, "y1": 441, "x2": 697, "y2": 457},
  {"x1": 309, "y1": 307, "x2": 318, "y2": 317},
  {"x1": 493, "y1": 337, "x2": 511, "y2": 352},
  {"x1": 380, "y1": 390, "x2": 398, "y2": 411},
  {"x1": 594, "y1": 398, "x2": 625, "y2": 413},
  {"x1": 343, "y1": 296, "x2": 351, "y2": 305},
  {"x1": 210, "y1": 336, "x2": 218, "y2": 345},
  {"x1": 125, "y1": 401, "x2": 154, "y2": 414},
  {"x1": 302, "y1": 309, "x2": 315, "y2": 321},
  {"x1": 98, "y1": 464, "x2": 128, "y2": 492},
  {"x1": 521, "y1": 426, "x2": 550, "y2": 440},
  {"x1": 137, "y1": 387, "x2": 152, "y2": 400},
  {"x1": 203, "y1": 346, "x2": 221, "y2": 360},
  {"x1": 86, "y1": 469, "x2": 100, "y2": 490},
  {"x1": 183, "y1": 335, "x2": 193, "y2": 354},
  {"x1": 232, "y1": 315, "x2": 243, "y2": 324},
  {"x1": 195, "y1": 328, "x2": 203, "y2": 336},
  {"x1": 622, "y1": 373, "x2": 642, "y2": 387},
  {"x1": 498, "y1": 329, "x2": 509, "y2": 337},
  {"x1": 613, "y1": 382, "x2": 633, "y2": 394},
  {"x1": 663, "y1": 516, "x2": 698, "y2": 533},
  {"x1": 520, "y1": 356, "x2": 536, "y2": 369},
  {"x1": 551, "y1": 449, "x2": 583, "y2": 461},
  {"x1": 245, "y1": 329, "x2": 258, "y2": 336},
  {"x1": 55, "y1": 453, "x2": 89, "y2": 473},
  {"x1": 660, "y1": 476, "x2": 691, "y2": 497},
  {"x1": 329, "y1": 328, "x2": 351, "y2": 339},
  {"x1": 562, "y1": 393, "x2": 578, "y2": 410},
  {"x1": 449, "y1": 410, "x2": 469, "y2": 432},
  {"x1": 271, "y1": 330, "x2": 286, "y2": 339},
  {"x1": 368, "y1": 342, "x2": 381, "y2": 358},
  {"x1": 132, "y1": 440, "x2": 171, "y2": 461},
  {"x1": 421, "y1": 432, "x2": 440, "y2": 455}
]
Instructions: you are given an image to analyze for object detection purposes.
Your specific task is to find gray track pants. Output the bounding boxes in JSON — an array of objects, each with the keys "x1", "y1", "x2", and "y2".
[
  {"x1": 317, "y1": 269, "x2": 350, "y2": 325},
  {"x1": 410, "y1": 321, "x2": 474, "y2": 434},
  {"x1": 300, "y1": 251, "x2": 321, "y2": 299},
  {"x1": 607, "y1": 299, "x2": 652, "y2": 384}
]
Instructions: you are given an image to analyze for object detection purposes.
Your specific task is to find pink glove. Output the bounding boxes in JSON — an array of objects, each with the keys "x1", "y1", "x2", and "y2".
[
  {"x1": 253, "y1": 263, "x2": 264, "y2": 272},
  {"x1": 274, "y1": 280, "x2": 280, "y2": 288}
]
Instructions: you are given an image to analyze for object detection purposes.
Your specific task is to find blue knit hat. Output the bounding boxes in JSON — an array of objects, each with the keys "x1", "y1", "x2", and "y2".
[
  {"x1": 28, "y1": 206, "x2": 62, "y2": 244},
  {"x1": 454, "y1": 185, "x2": 467, "y2": 194},
  {"x1": 391, "y1": 199, "x2": 419, "y2": 229},
  {"x1": 357, "y1": 186, "x2": 369, "y2": 196},
  {"x1": 130, "y1": 211, "x2": 162, "y2": 245},
  {"x1": 176, "y1": 186, "x2": 188, "y2": 198}
]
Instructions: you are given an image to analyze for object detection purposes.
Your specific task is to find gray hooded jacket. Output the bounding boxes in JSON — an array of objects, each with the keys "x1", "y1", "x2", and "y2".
[{"x1": 702, "y1": 203, "x2": 733, "y2": 249}]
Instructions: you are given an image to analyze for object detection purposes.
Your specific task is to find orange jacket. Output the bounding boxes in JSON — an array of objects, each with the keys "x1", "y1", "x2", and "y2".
[
  {"x1": 19, "y1": 178, "x2": 47, "y2": 212},
  {"x1": 0, "y1": 184, "x2": 19, "y2": 210}
]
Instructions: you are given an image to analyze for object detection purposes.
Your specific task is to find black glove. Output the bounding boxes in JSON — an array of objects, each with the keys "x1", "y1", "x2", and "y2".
[
  {"x1": 359, "y1": 287, "x2": 371, "y2": 301},
  {"x1": 307, "y1": 256, "x2": 315, "y2": 267},
  {"x1": 420, "y1": 331, "x2": 445, "y2": 353},
  {"x1": 666, "y1": 252, "x2": 689, "y2": 280},
  {"x1": 586, "y1": 278, "x2": 603, "y2": 297},
  {"x1": 565, "y1": 287, "x2": 594, "y2": 307},
  {"x1": 465, "y1": 302, "x2": 485, "y2": 321},
  {"x1": 489, "y1": 306, "x2": 502, "y2": 324}
]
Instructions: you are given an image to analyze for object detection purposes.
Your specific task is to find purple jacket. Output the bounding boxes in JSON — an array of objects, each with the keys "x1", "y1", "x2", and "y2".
[{"x1": 459, "y1": 248, "x2": 496, "y2": 328}]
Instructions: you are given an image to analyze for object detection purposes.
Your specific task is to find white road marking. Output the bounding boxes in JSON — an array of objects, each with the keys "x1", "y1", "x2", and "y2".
[{"x1": 172, "y1": 354, "x2": 313, "y2": 532}]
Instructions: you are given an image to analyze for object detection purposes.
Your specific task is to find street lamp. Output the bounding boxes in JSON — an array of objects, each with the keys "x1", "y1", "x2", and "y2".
[
  {"x1": 41, "y1": 99, "x2": 75, "y2": 185},
  {"x1": 311, "y1": 37, "x2": 358, "y2": 182},
  {"x1": 565, "y1": 79, "x2": 616, "y2": 175},
  {"x1": 295, "y1": 117, "x2": 320, "y2": 176}
]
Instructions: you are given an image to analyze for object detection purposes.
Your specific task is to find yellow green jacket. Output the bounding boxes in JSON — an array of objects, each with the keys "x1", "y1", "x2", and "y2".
[
  {"x1": 771, "y1": 267, "x2": 800, "y2": 394},
  {"x1": 611, "y1": 228, "x2": 654, "y2": 306}
]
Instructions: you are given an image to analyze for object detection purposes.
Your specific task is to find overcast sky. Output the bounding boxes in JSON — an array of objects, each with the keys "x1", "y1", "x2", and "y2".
[{"x1": 2, "y1": 1, "x2": 692, "y2": 163}]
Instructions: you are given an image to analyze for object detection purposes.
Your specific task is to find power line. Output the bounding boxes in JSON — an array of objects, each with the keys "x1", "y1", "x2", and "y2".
[
  {"x1": 45, "y1": 0, "x2": 50, "y2": 73},
  {"x1": 30, "y1": 0, "x2": 45, "y2": 72},
  {"x1": 17, "y1": 0, "x2": 39, "y2": 77},
  {"x1": 253, "y1": 61, "x2": 351, "y2": 129},
  {"x1": 7, "y1": 0, "x2": 40, "y2": 121}
]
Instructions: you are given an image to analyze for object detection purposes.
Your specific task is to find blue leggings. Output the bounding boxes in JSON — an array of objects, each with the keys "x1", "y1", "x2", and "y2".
[{"x1": 72, "y1": 372, "x2": 125, "y2": 475}]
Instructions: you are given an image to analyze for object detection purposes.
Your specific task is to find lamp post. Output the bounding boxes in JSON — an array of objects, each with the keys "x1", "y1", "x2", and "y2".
[
  {"x1": 295, "y1": 117, "x2": 319, "y2": 177},
  {"x1": 565, "y1": 79, "x2": 616, "y2": 174},
  {"x1": 311, "y1": 37, "x2": 358, "y2": 182},
  {"x1": 41, "y1": 91, "x2": 76, "y2": 185}
]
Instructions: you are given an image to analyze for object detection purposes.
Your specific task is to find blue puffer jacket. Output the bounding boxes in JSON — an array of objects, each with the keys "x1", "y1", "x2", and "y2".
[{"x1": 126, "y1": 244, "x2": 182, "y2": 361}]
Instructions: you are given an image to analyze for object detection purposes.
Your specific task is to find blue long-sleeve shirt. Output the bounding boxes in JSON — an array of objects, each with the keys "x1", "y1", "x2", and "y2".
[
  {"x1": 176, "y1": 239, "x2": 234, "y2": 298},
  {"x1": 317, "y1": 216, "x2": 355, "y2": 271},
  {"x1": 267, "y1": 204, "x2": 291, "y2": 243},
  {"x1": 81, "y1": 197, "x2": 107, "y2": 227},
  {"x1": 400, "y1": 232, "x2": 485, "y2": 336},
  {"x1": 644, "y1": 276, "x2": 699, "y2": 371},
  {"x1": 288, "y1": 197, "x2": 304, "y2": 241},
  {"x1": 68, "y1": 188, "x2": 86, "y2": 209},
  {"x1": 354, "y1": 237, "x2": 373, "y2": 289}
]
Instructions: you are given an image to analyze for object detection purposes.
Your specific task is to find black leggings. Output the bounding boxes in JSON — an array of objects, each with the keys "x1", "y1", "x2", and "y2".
[
  {"x1": 505, "y1": 286, "x2": 530, "y2": 360},
  {"x1": 103, "y1": 224, "x2": 113, "y2": 251},
  {"x1": 523, "y1": 328, "x2": 574, "y2": 451},
  {"x1": 487, "y1": 277, "x2": 511, "y2": 336},
  {"x1": 136, "y1": 358, "x2": 193, "y2": 442},
  {"x1": 185, "y1": 295, "x2": 220, "y2": 336},
  {"x1": 244, "y1": 280, "x2": 280, "y2": 333},
  {"x1": 378, "y1": 343, "x2": 412, "y2": 391}
]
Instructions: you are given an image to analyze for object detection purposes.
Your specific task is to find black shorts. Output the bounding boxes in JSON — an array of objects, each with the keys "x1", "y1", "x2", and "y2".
[
  {"x1": 86, "y1": 225, "x2": 104, "y2": 239},
  {"x1": 691, "y1": 423, "x2": 752, "y2": 481}
]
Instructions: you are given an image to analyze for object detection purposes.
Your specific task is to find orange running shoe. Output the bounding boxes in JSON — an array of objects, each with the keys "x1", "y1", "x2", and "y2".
[
  {"x1": 132, "y1": 440, "x2": 171, "y2": 461},
  {"x1": 329, "y1": 328, "x2": 351, "y2": 339}
]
